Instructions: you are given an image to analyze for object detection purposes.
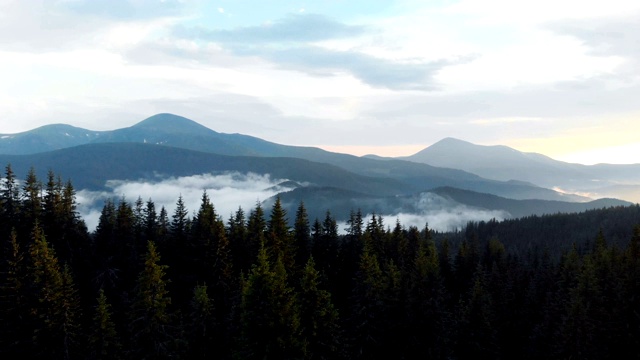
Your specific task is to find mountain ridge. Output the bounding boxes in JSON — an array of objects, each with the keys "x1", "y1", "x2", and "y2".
[
  {"x1": 1, "y1": 113, "x2": 633, "y2": 203},
  {"x1": 402, "y1": 137, "x2": 640, "y2": 202}
]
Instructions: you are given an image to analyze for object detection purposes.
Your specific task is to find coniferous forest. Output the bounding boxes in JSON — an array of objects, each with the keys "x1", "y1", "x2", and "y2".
[{"x1": 1, "y1": 165, "x2": 640, "y2": 359}]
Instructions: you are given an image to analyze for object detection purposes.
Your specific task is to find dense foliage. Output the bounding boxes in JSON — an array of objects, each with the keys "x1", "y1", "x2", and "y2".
[{"x1": 1, "y1": 165, "x2": 639, "y2": 359}]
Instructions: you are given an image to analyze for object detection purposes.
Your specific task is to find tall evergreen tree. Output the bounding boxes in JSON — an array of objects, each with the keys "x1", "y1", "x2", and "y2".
[
  {"x1": 349, "y1": 245, "x2": 386, "y2": 359},
  {"x1": 170, "y1": 195, "x2": 189, "y2": 242},
  {"x1": 246, "y1": 202, "x2": 266, "y2": 264},
  {"x1": 187, "y1": 284, "x2": 216, "y2": 360},
  {"x1": 267, "y1": 197, "x2": 295, "y2": 271},
  {"x1": 21, "y1": 167, "x2": 42, "y2": 233},
  {"x1": 89, "y1": 288, "x2": 121, "y2": 360},
  {"x1": 29, "y1": 223, "x2": 81, "y2": 359},
  {"x1": 228, "y1": 206, "x2": 250, "y2": 273},
  {"x1": 0, "y1": 229, "x2": 31, "y2": 356},
  {"x1": 293, "y1": 202, "x2": 311, "y2": 268},
  {"x1": 0, "y1": 164, "x2": 20, "y2": 234},
  {"x1": 299, "y1": 256, "x2": 341, "y2": 359},
  {"x1": 129, "y1": 241, "x2": 177, "y2": 359},
  {"x1": 238, "y1": 244, "x2": 302, "y2": 359}
]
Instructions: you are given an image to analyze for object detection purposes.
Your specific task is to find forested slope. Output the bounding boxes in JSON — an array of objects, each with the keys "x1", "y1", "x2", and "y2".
[{"x1": 1, "y1": 165, "x2": 639, "y2": 359}]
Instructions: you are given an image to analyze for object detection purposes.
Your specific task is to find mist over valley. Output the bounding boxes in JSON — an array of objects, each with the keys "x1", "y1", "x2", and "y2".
[{"x1": 0, "y1": 113, "x2": 634, "y2": 233}]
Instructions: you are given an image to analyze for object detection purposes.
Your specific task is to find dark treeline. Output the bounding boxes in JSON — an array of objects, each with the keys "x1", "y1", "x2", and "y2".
[{"x1": 1, "y1": 165, "x2": 640, "y2": 359}]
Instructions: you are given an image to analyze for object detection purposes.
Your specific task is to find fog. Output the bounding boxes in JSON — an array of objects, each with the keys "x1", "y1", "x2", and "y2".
[
  {"x1": 325, "y1": 192, "x2": 509, "y2": 234},
  {"x1": 371, "y1": 192, "x2": 509, "y2": 233},
  {"x1": 76, "y1": 172, "x2": 293, "y2": 231},
  {"x1": 76, "y1": 174, "x2": 508, "y2": 234}
]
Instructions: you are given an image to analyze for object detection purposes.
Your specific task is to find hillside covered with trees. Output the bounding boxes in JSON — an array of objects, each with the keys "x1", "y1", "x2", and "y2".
[{"x1": 1, "y1": 165, "x2": 639, "y2": 359}]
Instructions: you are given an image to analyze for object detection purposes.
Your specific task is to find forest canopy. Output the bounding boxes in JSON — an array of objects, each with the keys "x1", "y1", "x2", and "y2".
[{"x1": 1, "y1": 165, "x2": 639, "y2": 359}]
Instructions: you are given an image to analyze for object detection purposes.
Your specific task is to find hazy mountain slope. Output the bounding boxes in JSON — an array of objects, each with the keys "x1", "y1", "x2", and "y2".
[
  {"x1": 431, "y1": 186, "x2": 631, "y2": 218},
  {"x1": 0, "y1": 114, "x2": 593, "y2": 202},
  {"x1": 403, "y1": 137, "x2": 587, "y2": 185},
  {"x1": 267, "y1": 185, "x2": 630, "y2": 225},
  {"x1": 0, "y1": 143, "x2": 408, "y2": 195},
  {"x1": 0, "y1": 124, "x2": 100, "y2": 154},
  {"x1": 403, "y1": 137, "x2": 640, "y2": 202}
]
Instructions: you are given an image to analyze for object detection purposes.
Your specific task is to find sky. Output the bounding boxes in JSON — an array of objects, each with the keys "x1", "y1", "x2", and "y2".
[{"x1": 1, "y1": 0, "x2": 639, "y2": 164}]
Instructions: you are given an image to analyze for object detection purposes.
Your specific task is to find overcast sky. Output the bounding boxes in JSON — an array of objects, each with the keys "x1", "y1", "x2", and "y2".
[{"x1": 1, "y1": 0, "x2": 639, "y2": 164}]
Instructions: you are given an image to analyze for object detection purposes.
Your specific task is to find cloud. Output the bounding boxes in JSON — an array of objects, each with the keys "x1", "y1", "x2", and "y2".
[
  {"x1": 348, "y1": 192, "x2": 510, "y2": 232},
  {"x1": 76, "y1": 172, "x2": 293, "y2": 230},
  {"x1": 75, "y1": 174, "x2": 508, "y2": 234},
  {"x1": 0, "y1": 0, "x2": 186, "y2": 52},
  {"x1": 547, "y1": 13, "x2": 640, "y2": 58},
  {"x1": 469, "y1": 117, "x2": 546, "y2": 126},
  {"x1": 254, "y1": 46, "x2": 452, "y2": 90},
  {"x1": 177, "y1": 13, "x2": 368, "y2": 43},
  {"x1": 60, "y1": 0, "x2": 188, "y2": 20},
  {"x1": 170, "y1": 13, "x2": 460, "y2": 90},
  {"x1": 377, "y1": 192, "x2": 509, "y2": 232}
]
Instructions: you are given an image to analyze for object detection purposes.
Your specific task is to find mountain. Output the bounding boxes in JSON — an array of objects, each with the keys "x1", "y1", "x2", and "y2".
[
  {"x1": 0, "y1": 114, "x2": 581, "y2": 202},
  {"x1": 403, "y1": 138, "x2": 640, "y2": 202},
  {"x1": 0, "y1": 143, "x2": 406, "y2": 195},
  {"x1": 266, "y1": 185, "x2": 631, "y2": 225},
  {"x1": 430, "y1": 187, "x2": 631, "y2": 219},
  {"x1": 0, "y1": 124, "x2": 100, "y2": 154},
  {"x1": 3, "y1": 113, "x2": 636, "y2": 230}
]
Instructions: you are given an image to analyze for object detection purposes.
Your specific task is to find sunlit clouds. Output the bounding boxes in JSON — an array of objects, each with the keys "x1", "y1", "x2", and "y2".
[{"x1": 0, "y1": 0, "x2": 639, "y2": 164}]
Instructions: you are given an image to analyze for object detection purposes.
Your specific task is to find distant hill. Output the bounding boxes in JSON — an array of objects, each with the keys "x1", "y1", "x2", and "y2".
[
  {"x1": 430, "y1": 187, "x2": 631, "y2": 219},
  {"x1": 0, "y1": 143, "x2": 407, "y2": 195},
  {"x1": 267, "y1": 185, "x2": 631, "y2": 224},
  {"x1": 0, "y1": 124, "x2": 101, "y2": 154},
  {"x1": 2, "y1": 113, "x2": 636, "y2": 228},
  {"x1": 402, "y1": 137, "x2": 640, "y2": 203},
  {"x1": 0, "y1": 114, "x2": 581, "y2": 202}
]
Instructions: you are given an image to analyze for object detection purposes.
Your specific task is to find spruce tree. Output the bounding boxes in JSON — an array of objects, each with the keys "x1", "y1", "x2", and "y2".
[
  {"x1": 299, "y1": 256, "x2": 341, "y2": 359},
  {"x1": 238, "y1": 244, "x2": 302, "y2": 359},
  {"x1": 29, "y1": 223, "x2": 81, "y2": 359},
  {"x1": 0, "y1": 164, "x2": 20, "y2": 234},
  {"x1": 89, "y1": 288, "x2": 121, "y2": 360},
  {"x1": 187, "y1": 284, "x2": 216, "y2": 360},
  {"x1": 293, "y1": 201, "x2": 311, "y2": 268},
  {"x1": 129, "y1": 241, "x2": 176, "y2": 359},
  {"x1": 21, "y1": 167, "x2": 42, "y2": 233},
  {"x1": 267, "y1": 196, "x2": 295, "y2": 270},
  {"x1": 0, "y1": 229, "x2": 31, "y2": 355}
]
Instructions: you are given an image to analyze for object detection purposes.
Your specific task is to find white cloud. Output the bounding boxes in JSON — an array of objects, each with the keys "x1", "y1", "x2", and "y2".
[{"x1": 76, "y1": 172, "x2": 293, "y2": 230}]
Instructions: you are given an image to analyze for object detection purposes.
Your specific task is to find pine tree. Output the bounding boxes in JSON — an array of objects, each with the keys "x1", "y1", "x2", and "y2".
[
  {"x1": 0, "y1": 229, "x2": 31, "y2": 355},
  {"x1": 406, "y1": 236, "x2": 450, "y2": 358},
  {"x1": 93, "y1": 199, "x2": 120, "y2": 293},
  {"x1": 170, "y1": 195, "x2": 189, "y2": 241},
  {"x1": 299, "y1": 256, "x2": 341, "y2": 359},
  {"x1": 349, "y1": 246, "x2": 385, "y2": 359},
  {"x1": 247, "y1": 202, "x2": 266, "y2": 263},
  {"x1": 228, "y1": 206, "x2": 249, "y2": 273},
  {"x1": 187, "y1": 284, "x2": 216, "y2": 360},
  {"x1": 456, "y1": 264, "x2": 498, "y2": 359},
  {"x1": 59, "y1": 264, "x2": 82, "y2": 360},
  {"x1": 144, "y1": 199, "x2": 158, "y2": 244},
  {"x1": 157, "y1": 206, "x2": 169, "y2": 242},
  {"x1": 267, "y1": 196, "x2": 295, "y2": 270},
  {"x1": 129, "y1": 241, "x2": 176, "y2": 359},
  {"x1": 29, "y1": 223, "x2": 81, "y2": 359},
  {"x1": 21, "y1": 167, "x2": 42, "y2": 232},
  {"x1": 0, "y1": 164, "x2": 21, "y2": 234},
  {"x1": 89, "y1": 288, "x2": 121, "y2": 360},
  {"x1": 238, "y1": 244, "x2": 302, "y2": 359},
  {"x1": 293, "y1": 202, "x2": 311, "y2": 268}
]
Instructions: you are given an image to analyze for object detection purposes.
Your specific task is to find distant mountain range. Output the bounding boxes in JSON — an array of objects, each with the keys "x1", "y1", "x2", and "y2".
[
  {"x1": 398, "y1": 137, "x2": 640, "y2": 202},
  {"x1": 0, "y1": 113, "x2": 634, "y2": 224}
]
